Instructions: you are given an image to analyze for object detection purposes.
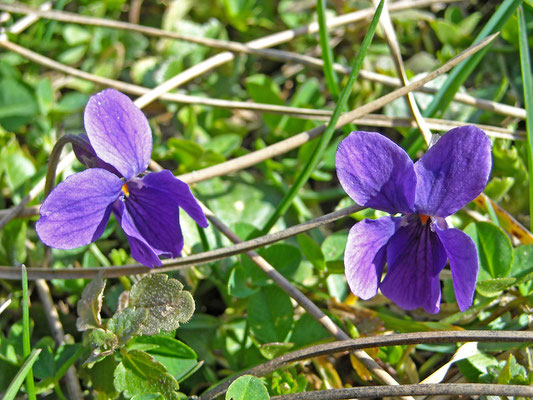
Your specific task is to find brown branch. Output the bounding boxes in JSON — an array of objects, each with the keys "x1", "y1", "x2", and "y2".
[
  {"x1": 0, "y1": 204, "x2": 362, "y2": 280},
  {"x1": 269, "y1": 384, "x2": 533, "y2": 400},
  {"x1": 200, "y1": 330, "x2": 533, "y2": 400}
]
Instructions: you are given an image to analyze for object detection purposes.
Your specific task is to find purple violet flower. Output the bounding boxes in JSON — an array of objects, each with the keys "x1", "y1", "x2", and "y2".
[
  {"x1": 335, "y1": 126, "x2": 492, "y2": 313},
  {"x1": 36, "y1": 89, "x2": 208, "y2": 267}
]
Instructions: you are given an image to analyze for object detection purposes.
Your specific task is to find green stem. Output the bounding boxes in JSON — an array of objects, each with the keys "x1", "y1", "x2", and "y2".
[
  {"x1": 317, "y1": 0, "x2": 340, "y2": 100},
  {"x1": 518, "y1": 5, "x2": 533, "y2": 227},
  {"x1": 21, "y1": 265, "x2": 36, "y2": 400}
]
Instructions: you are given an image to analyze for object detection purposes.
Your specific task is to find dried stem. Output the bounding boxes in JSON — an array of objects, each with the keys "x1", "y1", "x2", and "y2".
[
  {"x1": 200, "y1": 330, "x2": 533, "y2": 400},
  {"x1": 0, "y1": 38, "x2": 525, "y2": 122},
  {"x1": 268, "y1": 384, "x2": 533, "y2": 400},
  {"x1": 0, "y1": 204, "x2": 362, "y2": 280},
  {"x1": 0, "y1": 0, "x2": 454, "y2": 54}
]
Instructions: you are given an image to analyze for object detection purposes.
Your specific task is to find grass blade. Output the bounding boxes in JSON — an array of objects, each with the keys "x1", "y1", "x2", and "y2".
[
  {"x1": 3, "y1": 348, "x2": 42, "y2": 400},
  {"x1": 317, "y1": 0, "x2": 340, "y2": 99},
  {"x1": 259, "y1": 0, "x2": 385, "y2": 235},
  {"x1": 518, "y1": 5, "x2": 533, "y2": 226},
  {"x1": 21, "y1": 265, "x2": 36, "y2": 400},
  {"x1": 316, "y1": 0, "x2": 356, "y2": 134}
]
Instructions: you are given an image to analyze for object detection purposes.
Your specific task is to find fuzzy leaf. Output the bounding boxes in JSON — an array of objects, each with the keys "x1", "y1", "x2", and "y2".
[
  {"x1": 108, "y1": 308, "x2": 149, "y2": 345},
  {"x1": 129, "y1": 274, "x2": 195, "y2": 335},
  {"x1": 85, "y1": 328, "x2": 119, "y2": 365},
  {"x1": 77, "y1": 273, "x2": 106, "y2": 331}
]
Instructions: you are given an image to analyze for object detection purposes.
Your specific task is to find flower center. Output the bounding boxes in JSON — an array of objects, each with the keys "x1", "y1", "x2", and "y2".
[
  {"x1": 419, "y1": 214, "x2": 430, "y2": 224},
  {"x1": 122, "y1": 183, "x2": 130, "y2": 197}
]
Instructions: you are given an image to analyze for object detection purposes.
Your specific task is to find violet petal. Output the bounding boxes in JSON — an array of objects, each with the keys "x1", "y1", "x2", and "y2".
[
  {"x1": 345, "y1": 216, "x2": 401, "y2": 299},
  {"x1": 114, "y1": 176, "x2": 186, "y2": 266},
  {"x1": 436, "y1": 225, "x2": 479, "y2": 311},
  {"x1": 336, "y1": 131, "x2": 416, "y2": 214},
  {"x1": 380, "y1": 216, "x2": 448, "y2": 313},
  {"x1": 414, "y1": 126, "x2": 492, "y2": 217},
  {"x1": 141, "y1": 170, "x2": 209, "y2": 228},
  {"x1": 36, "y1": 169, "x2": 122, "y2": 249},
  {"x1": 84, "y1": 89, "x2": 152, "y2": 180},
  {"x1": 113, "y1": 201, "x2": 165, "y2": 267}
]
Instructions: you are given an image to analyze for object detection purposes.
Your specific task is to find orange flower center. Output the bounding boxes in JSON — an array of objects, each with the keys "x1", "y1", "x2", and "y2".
[
  {"x1": 419, "y1": 214, "x2": 430, "y2": 224},
  {"x1": 122, "y1": 183, "x2": 130, "y2": 197}
]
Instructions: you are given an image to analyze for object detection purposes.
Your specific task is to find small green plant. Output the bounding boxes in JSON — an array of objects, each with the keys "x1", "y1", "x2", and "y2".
[{"x1": 78, "y1": 273, "x2": 196, "y2": 399}]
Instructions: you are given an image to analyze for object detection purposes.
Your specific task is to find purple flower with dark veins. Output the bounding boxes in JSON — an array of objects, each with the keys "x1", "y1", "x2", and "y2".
[
  {"x1": 336, "y1": 126, "x2": 492, "y2": 313},
  {"x1": 36, "y1": 89, "x2": 208, "y2": 267}
]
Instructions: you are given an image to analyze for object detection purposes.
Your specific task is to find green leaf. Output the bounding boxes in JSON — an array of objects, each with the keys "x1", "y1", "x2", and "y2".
[
  {"x1": 0, "y1": 137, "x2": 36, "y2": 193},
  {"x1": 129, "y1": 336, "x2": 197, "y2": 359},
  {"x1": 53, "y1": 92, "x2": 90, "y2": 113},
  {"x1": 203, "y1": 134, "x2": 242, "y2": 157},
  {"x1": 226, "y1": 375, "x2": 270, "y2": 400},
  {"x1": 476, "y1": 277, "x2": 516, "y2": 298},
  {"x1": 257, "y1": 342, "x2": 294, "y2": 360},
  {"x1": 108, "y1": 307, "x2": 148, "y2": 346},
  {"x1": 1, "y1": 220, "x2": 27, "y2": 266},
  {"x1": 167, "y1": 138, "x2": 225, "y2": 173},
  {"x1": 248, "y1": 285, "x2": 293, "y2": 343},
  {"x1": 114, "y1": 350, "x2": 180, "y2": 399},
  {"x1": 228, "y1": 264, "x2": 260, "y2": 298},
  {"x1": 278, "y1": 0, "x2": 312, "y2": 28},
  {"x1": 62, "y1": 24, "x2": 92, "y2": 45},
  {"x1": 32, "y1": 341, "x2": 54, "y2": 380},
  {"x1": 511, "y1": 245, "x2": 533, "y2": 278},
  {"x1": 464, "y1": 222, "x2": 513, "y2": 280},
  {"x1": 196, "y1": 176, "x2": 281, "y2": 231},
  {"x1": 76, "y1": 273, "x2": 106, "y2": 331},
  {"x1": 36, "y1": 78, "x2": 54, "y2": 116},
  {"x1": 0, "y1": 77, "x2": 38, "y2": 130},
  {"x1": 0, "y1": 358, "x2": 18, "y2": 392},
  {"x1": 57, "y1": 45, "x2": 87, "y2": 65},
  {"x1": 222, "y1": 0, "x2": 258, "y2": 31},
  {"x1": 458, "y1": 351, "x2": 499, "y2": 382},
  {"x1": 54, "y1": 344, "x2": 83, "y2": 381},
  {"x1": 321, "y1": 230, "x2": 348, "y2": 262},
  {"x1": 497, "y1": 354, "x2": 514, "y2": 384},
  {"x1": 128, "y1": 336, "x2": 198, "y2": 382},
  {"x1": 511, "y1": 244, "x2": 533, "y2": 295},
  {"x1": 84, "y1": 354, "x2": 118, "y2": 397},
  {"x1": 242, "y1": 244, "x2": 302, "y2": 286},
  {"x1": 128, "y1": 274, "x2": 195, "y2": 335},
  {"x1": 245, "y1": 74, "x2": 284, "y2": 132},
  {"x1": 297, "y1": 234, "x2": 326, "y2": 271},
  {"x1": 289, "y1": 314, "x2": 329, "y2": 347}
]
